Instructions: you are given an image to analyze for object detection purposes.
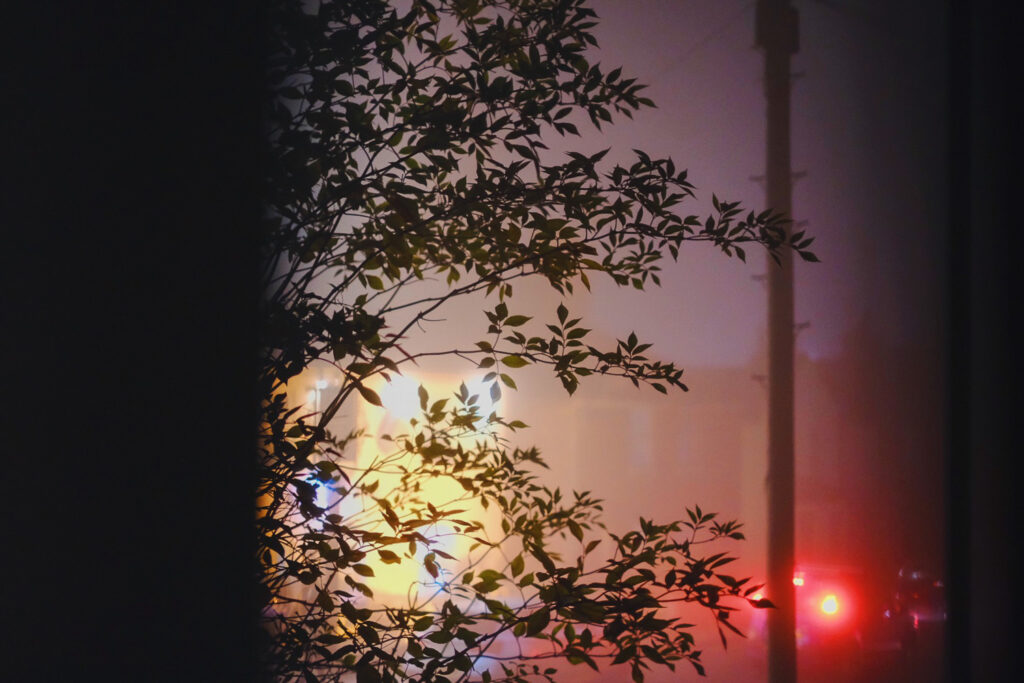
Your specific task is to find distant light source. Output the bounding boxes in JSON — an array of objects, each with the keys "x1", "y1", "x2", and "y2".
[
  {"x1": 820, "y1": 594, "x2": 839, "y2": 615},
  {"x1": 379, "y1": 374, "x2": 421, "y2": 420},
  {"x1": 314, "y1": 480, "x2": 330, "y2": 508},
  {"x1": 793, "y1": 575, "x2": 805, "y2": 587},
  {"x1": 465, "y1": 377, "x2": 498, "y2": 416}
]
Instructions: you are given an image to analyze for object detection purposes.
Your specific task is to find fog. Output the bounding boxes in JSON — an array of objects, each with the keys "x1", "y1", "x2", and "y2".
[
  {"x1": 316, "y1": 1, "x2": 951, "y2": 679},
  {"x1": 523, "y1": 1, "x2": 948, "y2": 679}
]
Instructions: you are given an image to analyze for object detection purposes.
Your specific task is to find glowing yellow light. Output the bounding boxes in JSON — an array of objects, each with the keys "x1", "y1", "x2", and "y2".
[
  {"x1": 750, "y1": 592, "x2": 764, "y2": 602},
  {"x1": 820, "y1": 594, "x2": 839, "y2": 615},
  {"x1": 366, "y1": 518, "x2": 468, "y2": 600},
  {"x1": 349, "y1": 373, "x2": 508, "y2": 605},
  {"x1": 793, "y1": 575, "x2": 805, "y2": 586}
]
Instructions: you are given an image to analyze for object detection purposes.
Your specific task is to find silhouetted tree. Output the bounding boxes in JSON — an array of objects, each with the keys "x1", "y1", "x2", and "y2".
[{"x1": 258, "y1": 1, "x2": 815, "y2": 680}]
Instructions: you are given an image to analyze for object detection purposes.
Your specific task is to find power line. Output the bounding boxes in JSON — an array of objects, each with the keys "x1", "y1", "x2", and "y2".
[{"x1": 680, "y1": 2, "x2": 756, "y2": 65}]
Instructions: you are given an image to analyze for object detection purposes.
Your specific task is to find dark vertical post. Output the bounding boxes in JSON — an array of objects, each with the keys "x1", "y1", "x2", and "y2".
[{"x1": 756, "y1": 1, "x2": 798, "y2": 681}]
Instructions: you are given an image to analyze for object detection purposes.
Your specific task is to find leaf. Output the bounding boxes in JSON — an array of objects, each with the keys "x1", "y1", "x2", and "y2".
[
  {"x1": 412, "y1": 616, "x2": 433, "y2": 631},
  {"x1": 501, "y1": 355, "x2": 529, "y2": 368},
  {"x1": 525, "y1": 607, "x2": 550, "y2": 637},
  {"x1": 426, "y1": 630, "x2": 453, "y2": 644},
  {"x1": 510, "y1": 554, "x2": 525, "y2": 577},
  {"x1": 357, "y1": 385, "x2": 382, "y2": 407},
  {"x1": 504, "y1": 315, "x2": 531, "y2": 327},
  {"x1": 378, "y1": 549, "x2": 401, "y2": 564},
  {"x1": 749, "y1": 597, "x2": 776, "y2": 609}
]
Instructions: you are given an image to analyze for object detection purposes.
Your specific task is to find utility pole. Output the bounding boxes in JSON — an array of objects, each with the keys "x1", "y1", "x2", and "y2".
[{"x1": 755, "y1": 1, "x2": 798, "y2": 682}]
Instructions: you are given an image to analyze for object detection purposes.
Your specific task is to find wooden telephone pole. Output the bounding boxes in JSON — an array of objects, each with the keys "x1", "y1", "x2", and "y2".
[{"x1": 756, "y1": 1, "x2": 798, "y2": 681}]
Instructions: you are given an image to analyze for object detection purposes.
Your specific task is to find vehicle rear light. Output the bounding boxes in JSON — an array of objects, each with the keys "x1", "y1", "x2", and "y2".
[{"x1": 820, "y1": 594, "x2": 839, "y2": 615}]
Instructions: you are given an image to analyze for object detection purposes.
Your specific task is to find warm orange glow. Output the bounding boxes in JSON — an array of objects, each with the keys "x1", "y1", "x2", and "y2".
[
  {"x1": 354, "y1": 373, "x2": 506, "y2": 603},
  {"x1": 820, "y1": 594, "x2": 839, "y2": 615}
]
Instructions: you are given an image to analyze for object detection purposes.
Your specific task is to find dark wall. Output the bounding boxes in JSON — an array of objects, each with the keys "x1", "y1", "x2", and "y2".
[
  {"x1": 949, "y1": 0, "x2": 1022, "y2": 680},
  {"x1": 6, "y1": 3, "x2": 264, "y2": 679}
]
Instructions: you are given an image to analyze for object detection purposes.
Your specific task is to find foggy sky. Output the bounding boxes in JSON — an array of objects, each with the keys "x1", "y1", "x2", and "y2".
[
  {"x1": 582, "y1": 0, "x2": 947, "y2": 367},
  {"x1": 499, "y1": 3, "x2": 948, "y2": 678}
]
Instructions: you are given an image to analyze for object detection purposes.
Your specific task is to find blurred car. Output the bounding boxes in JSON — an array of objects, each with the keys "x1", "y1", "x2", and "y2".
[
  {"x1": 749, "y1": 564, "x2": 947, "y2": 680},
  {"x1": 791, "y1": 565, "x2": 864, "y2": 673},
  {"x1": 748, "y1": 564, "x2": 865, "y2": 675}
]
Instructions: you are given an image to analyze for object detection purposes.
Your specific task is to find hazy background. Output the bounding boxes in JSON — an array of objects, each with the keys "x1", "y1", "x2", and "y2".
[
  {"x1": 486, "y1": 1, "x2": 948, "y2": 679},
  {"x1": 318, "y1": 1, "x2": 951, "y2": 679}
]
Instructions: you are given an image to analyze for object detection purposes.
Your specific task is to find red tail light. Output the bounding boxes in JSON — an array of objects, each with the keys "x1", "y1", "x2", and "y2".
[{"x1": 820, "y1": 594, "x2": 839, "y2": 615}]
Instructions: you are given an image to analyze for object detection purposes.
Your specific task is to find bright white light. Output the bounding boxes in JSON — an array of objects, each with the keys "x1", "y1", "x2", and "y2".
[
  {"x1": 315, "y1": 379, "x2": 328, "y2": 390},
  {"x1": 465, "y1": 377, "x2": 498, "y2": 416},
  {"x1": 315, "y1": 481, "x2": 330, "y2": 508},
  {"x1": 379, "y1": 374, "x2": 421, "y2": 420},
  {"x1": 820, "y1": 594, "x2": 839, "y2": 615}
]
